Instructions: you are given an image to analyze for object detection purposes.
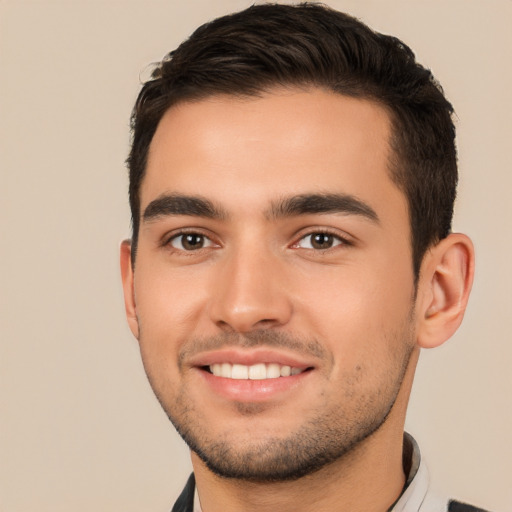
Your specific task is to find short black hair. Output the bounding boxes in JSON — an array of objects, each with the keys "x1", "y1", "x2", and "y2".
[{"x1": 127, "y1": 2, "x2": 457, "y2": 277}]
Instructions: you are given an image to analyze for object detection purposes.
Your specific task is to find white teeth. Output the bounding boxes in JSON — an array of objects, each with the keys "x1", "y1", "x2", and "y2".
[
  {"x1": 221, "y1": 363, "x2": 231, "y2": 378},
  {"x1": 231, "y1": 364, "x2": 249, "y2": 379},
  {"x1": 209, "y1": 363, "x2": 305, "y2": 379},
  {"x1": 249, "y1": 363, "x2": 267, "y2": 380},
  {"x1": 280, "y1": 365, "x2": 291, "y2": 377},
  {"x1": 266, "y1": 363, "x2": 281, "y2": 379}
]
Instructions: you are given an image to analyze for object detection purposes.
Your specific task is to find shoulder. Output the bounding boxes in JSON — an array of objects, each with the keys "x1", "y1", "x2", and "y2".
[
  {"x1": 171, "y1": 474, "x2": 195, "y2": 512},
  {"x1": 447, "y1": 500, "x2": 492, "y2": 512}
]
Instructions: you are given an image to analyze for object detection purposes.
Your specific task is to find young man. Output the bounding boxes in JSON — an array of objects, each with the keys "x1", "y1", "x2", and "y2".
[{"x1": 120, "y1": 4, "x2": 484, "y2": 511}]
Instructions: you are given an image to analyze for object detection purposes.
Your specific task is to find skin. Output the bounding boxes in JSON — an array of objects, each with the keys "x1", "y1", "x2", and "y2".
[{"x1": 121, "y1": 88, "x2": 474, "y2": 512}]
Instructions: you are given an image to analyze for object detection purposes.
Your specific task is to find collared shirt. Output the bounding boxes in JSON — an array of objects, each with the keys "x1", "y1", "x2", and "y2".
[
  {"x1": 171, "y1": 433, "x2": 488, "y2": 512},
  {"x1": 389, "y1": 433, "x2": 448, "y2": 512}
]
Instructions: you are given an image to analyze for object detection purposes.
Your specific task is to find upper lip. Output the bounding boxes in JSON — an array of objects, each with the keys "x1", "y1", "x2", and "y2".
[{"x1": 187, "y1": 348, "x2": 316, "y2": 370}]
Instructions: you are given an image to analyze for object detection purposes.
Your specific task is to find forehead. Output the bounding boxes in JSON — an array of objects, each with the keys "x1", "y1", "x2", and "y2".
[{"x1": 142, "y1": 88, "x2": 405, "y2": 222}]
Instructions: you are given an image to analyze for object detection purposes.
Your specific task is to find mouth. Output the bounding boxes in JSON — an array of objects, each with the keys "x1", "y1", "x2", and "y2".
[
  {"x1": 189, "y1": 349, "x2": 316, "y2": 402},
  {"x1": 206, "y1": 362, "x2": 307, "y2": 380}
]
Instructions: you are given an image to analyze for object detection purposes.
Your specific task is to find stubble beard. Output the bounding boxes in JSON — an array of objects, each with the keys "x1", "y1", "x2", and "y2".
[{"x1": 142, "y1": 324, "x2": 415, "y2": 483}]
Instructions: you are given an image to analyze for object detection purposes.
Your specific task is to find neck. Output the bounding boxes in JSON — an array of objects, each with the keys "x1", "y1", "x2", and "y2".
[
  {"x1": 192, "y1": 349, "x2": 419, "y2": 512},
  {"x1": 192, "y1": 427, "x2": 405, "y2": 512}
]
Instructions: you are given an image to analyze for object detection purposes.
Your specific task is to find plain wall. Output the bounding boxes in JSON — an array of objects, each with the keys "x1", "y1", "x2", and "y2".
[{"x1": 1, "y1": 1, "x2": 511, "y2": 510}]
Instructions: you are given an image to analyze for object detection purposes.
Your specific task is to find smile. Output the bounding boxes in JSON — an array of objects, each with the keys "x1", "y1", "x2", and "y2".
[{"x1": 209, "y1": 363, "x2": 305, "y2": 380}]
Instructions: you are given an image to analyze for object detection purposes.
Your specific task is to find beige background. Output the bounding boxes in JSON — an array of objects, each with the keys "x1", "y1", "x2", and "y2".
[{"x1": 1, "y1": 0, "x2": 511, "y2": 511}]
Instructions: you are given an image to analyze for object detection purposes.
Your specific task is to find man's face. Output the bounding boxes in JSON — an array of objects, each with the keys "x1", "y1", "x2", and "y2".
[{"x1": 123, "y1": 88, "x2": 418, "y2": 481}]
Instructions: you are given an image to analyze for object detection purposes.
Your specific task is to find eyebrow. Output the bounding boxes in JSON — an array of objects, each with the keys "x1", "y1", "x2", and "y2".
[
  {"x1": 142, "y1": 193, "x2": 227, "y2": 222},
  {"x1": 268, "y1": 193, "x2": 379, "y2": 223},
  {"x1": 142, "y1": 192, "x2": 379, "y2": 224}
]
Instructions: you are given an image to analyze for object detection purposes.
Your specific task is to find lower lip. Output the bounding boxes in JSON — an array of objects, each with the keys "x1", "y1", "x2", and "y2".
[{"x1": 198, "y1": 368, "x2": 311, "y2": 402}]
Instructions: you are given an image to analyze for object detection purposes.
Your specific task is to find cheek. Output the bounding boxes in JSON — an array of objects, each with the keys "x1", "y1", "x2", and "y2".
[
  {"x1": 132, "y1": 271, "x2": 189, "y2": 383},
  {"x1": 134, "y1": 263, "x2": 209, "y2": 339},
  {"x1": 292, "y1": 258, "x2": 415, "y2": 366}
]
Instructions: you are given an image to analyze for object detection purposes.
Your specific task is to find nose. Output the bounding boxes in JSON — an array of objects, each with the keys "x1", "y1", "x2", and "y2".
[{"x1": 208, "y1": 245, "x2": 293, "y2": 333}]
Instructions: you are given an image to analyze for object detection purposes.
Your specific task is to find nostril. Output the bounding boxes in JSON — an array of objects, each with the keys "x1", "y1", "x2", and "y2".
[
  {"x1": 209, "y1": 285, "x2": 294, "y2": 333},
  {"x1": 256, "y1": 318, "x2": 280, "y2": 328},
  {"x1": 215, "y1": 317, "x2": 282, "y2": 334}
]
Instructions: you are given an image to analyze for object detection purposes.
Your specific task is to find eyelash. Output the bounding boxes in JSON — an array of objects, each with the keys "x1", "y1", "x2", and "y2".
[
  {"x1": 163, "y1": 228, "x2": 352, "y2": 253},
  {"x1": 163, "y1": 230, "x2": 217, "y2": 252},
  {"x1": 292, "y1": 229, "x2": 352, "y2": 251}
]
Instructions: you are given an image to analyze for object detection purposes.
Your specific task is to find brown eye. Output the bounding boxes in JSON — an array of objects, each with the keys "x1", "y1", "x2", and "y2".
[
  {"x1": 311, "y1": 233, "x2": 334, "y2": 249},
  {"x1": 297, "y1": 232, "x2": 344, "y2": 250},
  {"x1": 170, "y1": 233, "x2": 212, "y2": 251}
]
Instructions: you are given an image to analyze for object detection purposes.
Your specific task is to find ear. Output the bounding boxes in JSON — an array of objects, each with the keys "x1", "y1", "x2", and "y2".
[
  {"x1": 416, "y1": 233, "x2": 475, "y2": 349},
  {"x1": 120, "y1": 239, "x2": 140, "y2": 339}
]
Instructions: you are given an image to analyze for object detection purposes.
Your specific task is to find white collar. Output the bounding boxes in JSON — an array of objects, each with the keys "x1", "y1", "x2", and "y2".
[{"x1": 193, "y1": 433, "x2": 447, "y2": 512}]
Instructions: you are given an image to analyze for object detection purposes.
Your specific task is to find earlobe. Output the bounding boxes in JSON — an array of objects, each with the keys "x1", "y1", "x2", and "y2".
[
  {"x1": 120, "y1": 239, "x2": 140, "y2": 339},
  {"x1": 416, "y1": 233, "x2": 475, "y2": 349}
]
